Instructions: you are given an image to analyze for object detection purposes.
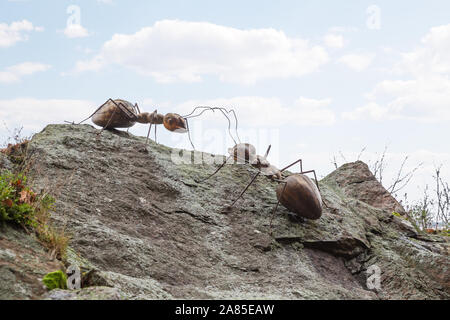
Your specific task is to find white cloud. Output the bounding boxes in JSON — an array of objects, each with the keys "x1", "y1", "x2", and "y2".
[
  {"x1": 0, "y1": 62, "x2": 51, "y2": 83},
  {"x1": 338, "y1": 53, "x2": 375, "y2": 71},
  {"x1": 0, "y1": 20, "x2": 44, "y2": 47},
  {"x1": 347, "y1": 24, "x2": 450, "y2": 122},
  {"x1": 0, "y1": 98, "x2": 94, "y2": 138},
  {"x1": 328, "y1": 26, "x2": 359, "y2": 33},
  {"x1": 342, "y1": 102, "x2": 389, "y2": 121},
  {"x1": 74, "y1": 19, "x2": 329, "y2": 84},
  {"x1": 97, "y1": 0, "x2": 113, "y2": 3},
  {"x1": 323, "y1": 33, "x2": 345, "y2": 48},
  {"x1": 176, "y1": 96, "x2": 335, "y2": 127},
  {"x1": 63, "y1": 24, "x2": 90, "y2": 38},
  {"x1": 397, "y1": 24, "x2": 450, "y2": 76}
]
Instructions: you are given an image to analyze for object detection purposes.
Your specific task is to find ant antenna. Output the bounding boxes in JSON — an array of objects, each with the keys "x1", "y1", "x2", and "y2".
[
  {"x1": 215, "y1": 107, "x2": 238, "y2": 146},
  {"x1": 227, "y1": 108, "x2": 241, "y2": 144},
  {"x1": 184, "y1": 118, "x2": 196, "y2": 150},
  {"x1": 264, "y1": 145, "x2": 272, "y2": 158},
  {"x1": 183, "y1": 106, "x2": 241, "y2": 146}
]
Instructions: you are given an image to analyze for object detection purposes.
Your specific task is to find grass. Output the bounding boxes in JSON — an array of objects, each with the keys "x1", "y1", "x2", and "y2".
[{"x1": 1, "y1": 138, "x2": 70, "y2": 261}]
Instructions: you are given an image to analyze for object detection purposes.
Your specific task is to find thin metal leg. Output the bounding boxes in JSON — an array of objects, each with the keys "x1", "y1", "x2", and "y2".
[
  {"x1": 77, "y1": 98, "x2": 113, "y2": 125},
  {"x1": 145, "y1": 123, "x2": 153, "y2": 145},
  {"x1": 134, "y1": 103, "x2": 141, "y2": 114},
  {"x1": 299, "y1": 169, "x2": 320, "y2": 192},
  {"x1": 280, "y1": 158, "x2": 303, "y2": 173},
  {"x1": 98, "y1": 107, "x2": 117, "y2": 136},
  {"x1": 199, "y1": 155, "x2": 231, "y2": 183},
  {"x1": 230, "y1": 171, "x2": 260, "y2": 207}
]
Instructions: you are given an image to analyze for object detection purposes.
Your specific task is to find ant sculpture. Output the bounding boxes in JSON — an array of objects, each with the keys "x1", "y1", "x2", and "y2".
[
  {"x1": 201, "y1": 143, "x2": 323, "y2": 223},
  {"x1": 76, "y1": 99, "x2": 241, "y2": 149}
]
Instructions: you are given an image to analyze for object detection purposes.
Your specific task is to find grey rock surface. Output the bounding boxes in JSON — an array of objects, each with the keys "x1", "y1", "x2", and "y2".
[
  {"x1": 1, "y1": 124, "x2": 448, "y2": 300},
  {"x1": 45, "y1": 286, "x2": 125, "y2": 300},
  {"x1": 0, "y1": 225, "x2": 61, "y2": 299},
  {"x1": 0, "y1": 152, "x2": 13, "y2": 171}
]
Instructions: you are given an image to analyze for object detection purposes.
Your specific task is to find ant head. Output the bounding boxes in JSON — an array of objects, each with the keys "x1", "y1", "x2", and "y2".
[
  {"x1": 261, "y1": 165, "x2": 282, "y2": 179},
  {"x1": 250, "y1": 155, "x2": 270, "y2": 169},
  {"x1": 163, "y1": 113, "x2": 188, "y2": 133}
]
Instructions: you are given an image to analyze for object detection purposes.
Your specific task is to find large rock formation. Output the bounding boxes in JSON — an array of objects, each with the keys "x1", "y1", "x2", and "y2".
[{"x1": 1, "y1": 124, "x2": 449, "y2": 299}]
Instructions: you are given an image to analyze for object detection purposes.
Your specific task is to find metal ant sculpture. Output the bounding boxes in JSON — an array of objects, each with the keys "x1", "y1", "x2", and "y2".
[
  {"x1": 201, "y1": 143, "x2": 323, "y2": 222},
  {"x1": 76, "y1": 99, "x2": 241, "y2": 149}
]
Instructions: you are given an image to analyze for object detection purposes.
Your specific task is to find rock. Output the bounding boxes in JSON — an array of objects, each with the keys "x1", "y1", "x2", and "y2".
[
  {"x1": 391, "y1": 215, "x2": 419, "y2": 238},
  {"x1": 0, "y1": 152, "x2": 13, "y2": 171},
  {"x1": 324, "y1": 161, "x2": 406, "y2": 215},
  {"x1": 0, "y1": 225, "x2": 61, "y2": 299},
  {"x1": 1, "y1": 124, "x2": 448, "y2": 300},
  {"x1": 45, "y1": 286, "x2": 125, "y2": 300}
]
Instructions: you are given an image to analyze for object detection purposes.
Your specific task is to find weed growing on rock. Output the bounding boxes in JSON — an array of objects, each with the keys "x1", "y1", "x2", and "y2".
[{"x1": 0, "y1": 169, "x2": 70, "y2": 260}]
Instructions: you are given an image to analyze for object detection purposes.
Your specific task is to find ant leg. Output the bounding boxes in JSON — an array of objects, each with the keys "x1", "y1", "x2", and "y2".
[
  {"x1": 134, "y1": 103, "x2": 141, "y2": 114},
  {"x1": 280, "y1": 158, "x2": 303, "y2": 173},
  {"x1": 199, "y1": 155, "x2": 231, "y2": 183},
  {"x1": 298, "y1": 169, "x2": 320, "y2": 192},
  {"x1": 300, "y1": 169, "x2": 329, "y2": 208},
  {"x1": 230, "y1": 171, "x2": 260, "y2": 207},
  {"x1": 145, "y1": 123, "x2": 153, "y2": 145},
  {"x1": 97, "y1": 106, "x2": 119, "y2": 136},
  {"x1": 77, "y1": 98, "x2": 114, "y2": 125},
  {"x1": 270, "y1": 181, "x2": 287, "y2": 236},
  {"x1": 154, "y1": 123, "x2": 157, "y2": 144}
]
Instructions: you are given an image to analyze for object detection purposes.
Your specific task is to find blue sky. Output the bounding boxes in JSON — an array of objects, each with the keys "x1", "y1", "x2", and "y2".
[{"x1": 1, "y1": 0, "x2": 449, "y2": 204}]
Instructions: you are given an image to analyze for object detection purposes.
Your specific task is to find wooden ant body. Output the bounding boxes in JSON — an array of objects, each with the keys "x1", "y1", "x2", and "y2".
[
  {"x1": 77, "y1": 99, "x2": 239, "y2": 149},
  {"x1": 202, "y1": 143, "x2": 323, "y2": 222}
]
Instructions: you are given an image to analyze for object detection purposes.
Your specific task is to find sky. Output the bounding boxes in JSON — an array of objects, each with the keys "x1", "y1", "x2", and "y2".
[{"x1": 0, "y1": 0, "x2": 449, "y2": 205}]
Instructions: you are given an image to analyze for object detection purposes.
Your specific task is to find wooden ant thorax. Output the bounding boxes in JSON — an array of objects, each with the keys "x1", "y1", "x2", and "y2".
[{"x1": 136, "y1": 110, "x2": 164, "y2": 125}]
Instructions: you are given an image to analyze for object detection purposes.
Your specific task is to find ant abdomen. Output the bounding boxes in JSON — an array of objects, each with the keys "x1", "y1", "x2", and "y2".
[
  {"x1": 276, "y1": 174, "x2": 322, "y2": 220},
  {"x1": 92, "y1": 99, "x2": 137, "y2": 129}
]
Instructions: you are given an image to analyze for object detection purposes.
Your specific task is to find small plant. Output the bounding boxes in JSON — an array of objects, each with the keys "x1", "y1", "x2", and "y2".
[
  {"x1": 0, "y1": 169, "x2": 70, "y2": 260},
  {"x1": 0, "y1": 171, "x2": 37, "y2": 226},
  {"x1": 42, "y1": 270, "x2": 67, "y2": 290}
]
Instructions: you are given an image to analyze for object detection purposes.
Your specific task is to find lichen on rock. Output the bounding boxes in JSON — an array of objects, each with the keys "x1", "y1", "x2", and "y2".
[{"x1": 0, "y1": 124, "x2": 448, "y2": 300}]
